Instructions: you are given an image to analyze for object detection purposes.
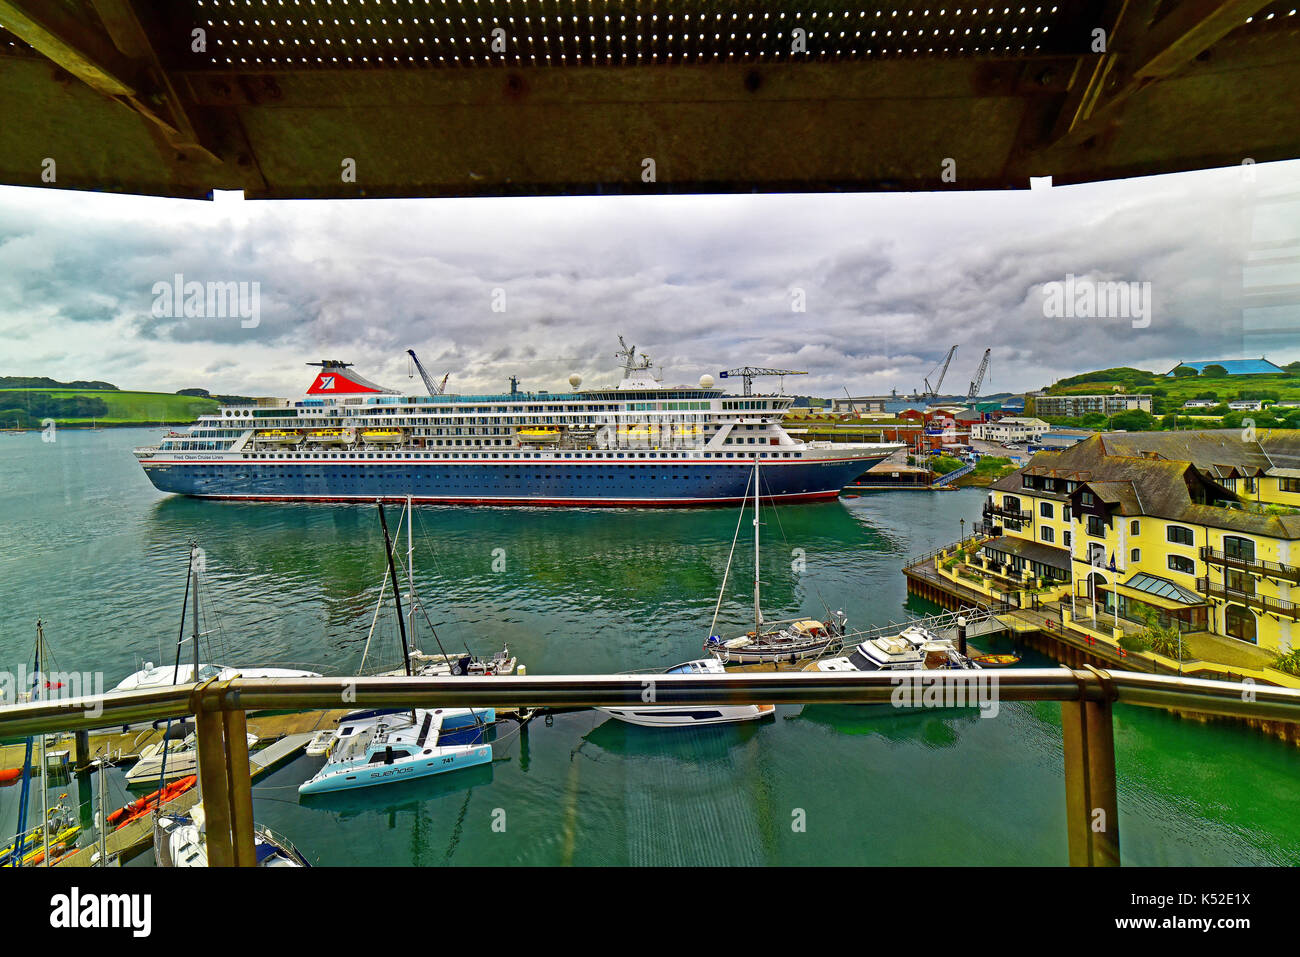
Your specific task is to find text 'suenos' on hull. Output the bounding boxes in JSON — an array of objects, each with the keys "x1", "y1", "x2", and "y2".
[{"x1": 134, "y1": 339, "x2": 903, "y2": 506}]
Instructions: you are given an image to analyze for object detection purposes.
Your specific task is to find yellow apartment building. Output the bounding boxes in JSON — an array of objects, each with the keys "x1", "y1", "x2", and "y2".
[{"x1": 977, "y1": 430, "x2": 1300, "y2": 653}]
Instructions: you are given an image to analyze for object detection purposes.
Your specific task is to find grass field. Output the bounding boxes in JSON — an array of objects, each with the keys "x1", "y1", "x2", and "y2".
[
  {"x1": 0, "y1": 388, "x2": 219, "y2": 427},
  {"x1": 1048, "y1": 370, "x2": 1300, "y2": 404}
]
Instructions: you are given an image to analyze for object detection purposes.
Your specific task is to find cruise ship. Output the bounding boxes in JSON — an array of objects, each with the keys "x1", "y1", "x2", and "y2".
[{"x1": 135, "y1": 341, "x2": 901, "y2": 506}]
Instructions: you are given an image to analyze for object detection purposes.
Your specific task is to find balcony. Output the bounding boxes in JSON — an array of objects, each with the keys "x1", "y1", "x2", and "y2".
[
  {"x1": 984, "y1": 503, "x2": 1032, "y2": 522},
  {"x1": 1200, "y1": 547, "x2": 1300, "y2": 585},
  {"x1": 1197, "y1": 578, "x2": 1300, "y2": 621}
]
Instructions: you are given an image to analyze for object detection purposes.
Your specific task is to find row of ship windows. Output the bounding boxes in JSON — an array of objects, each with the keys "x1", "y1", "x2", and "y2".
[{"x1": 233, "y1": 450, "x2": 805, "y2": 461}]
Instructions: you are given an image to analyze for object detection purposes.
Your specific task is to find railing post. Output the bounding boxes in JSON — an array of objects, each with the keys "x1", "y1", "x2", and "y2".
[
  {"x1": 222, "y1": 707, "x2": 258, "y2": 867},
  {"x1": 194, "y1": 690, "x2": 235, "y2": 867},
  {"x1": 1060, "y1": 668, "x2": 1121, "y2": 866}
]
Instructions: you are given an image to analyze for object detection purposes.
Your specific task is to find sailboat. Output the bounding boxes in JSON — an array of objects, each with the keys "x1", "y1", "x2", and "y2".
[
  {"x1": 298, "y1": 500, "x2": 492, "y2": 796},
  {"x1": 0, "y1": 621, "x2": 82, "y2": 868},
  {"x1": 113, "y1": 544, "x2": 320, "y2": 694},
  {"x1": 150, "y1": 553, "x2": 310, "y2": 866},
  {"x1": 89, "y1": 756, "x2": 121, "y2": 867},
  {"x1": 702, "y1": 458, "x2": 847, "y2": 665},
  {"x1": 154, "y1": 805, "x2": 310, "y2": 867}
]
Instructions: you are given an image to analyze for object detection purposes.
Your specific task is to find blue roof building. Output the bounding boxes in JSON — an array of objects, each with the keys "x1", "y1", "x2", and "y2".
[{"x1": 1167, "y1": 358, "x2": 1284, "y2": 376}]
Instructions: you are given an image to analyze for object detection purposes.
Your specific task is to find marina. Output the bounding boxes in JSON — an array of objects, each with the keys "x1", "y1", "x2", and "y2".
[{"x1": 1, "y1": 428, "x2": 1298, "y2": 866}]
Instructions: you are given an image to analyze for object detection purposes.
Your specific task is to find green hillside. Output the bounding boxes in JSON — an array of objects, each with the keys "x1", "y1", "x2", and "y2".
[
  {"x1": 1033, "y1": 363, "x2": 1300, "y2": 432},
  {"x1": 0, "y1": 388, "x2": 219, "y2": 428}
]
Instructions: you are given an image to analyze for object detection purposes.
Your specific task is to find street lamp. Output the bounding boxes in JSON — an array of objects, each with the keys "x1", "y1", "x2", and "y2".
[{"x1": 959, "y1": 517, "x2": 966, "y2": 544}]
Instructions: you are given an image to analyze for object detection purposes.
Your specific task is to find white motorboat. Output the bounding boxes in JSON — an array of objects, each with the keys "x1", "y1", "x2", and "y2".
[
  {"x1": 813, "y1": 626, "x2": 980, "y2": 672},
  {"x1": 598, "y1": 658, "x2": 776, "y2": 728},
  {"x1": 113, "y1": 663, "x2": 320, "y2": 693},
  {"x1": 154, "y1": 804, "x2": 310, "y2": 867}
]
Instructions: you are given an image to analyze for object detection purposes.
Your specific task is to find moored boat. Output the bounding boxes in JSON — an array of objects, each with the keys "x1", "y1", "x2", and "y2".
[
  {"x1": 133, "y1": 338, "x2": 901, "y2": 506},
  {"x1": 297, "y1": 707, "x2": 492, "y2": 795},
  {"x1": 598, "y1": 658, "x2": 775, "y2": 727},
  {"x1": 154, "y1": 804, "x2": 310, "y2": 867},
  {"x1": 702, "y1": 457, "x2": 849, "y2": 664},
  {"x1": 812, "y1": 626, "x2": 980, "y2": 673}
]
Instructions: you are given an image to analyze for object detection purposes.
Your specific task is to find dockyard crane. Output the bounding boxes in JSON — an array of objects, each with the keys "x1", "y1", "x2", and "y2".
[
  {"x1": 966, "y1": 348, "x2": 991, "y2": 400},
  {"x1": 921, "y1": 345, "x2": 958, "y2": 399},
  {"x1": 718, "y1": 367, "x2": 809, "y2": 396},
  {"x1": 406, "y1": 349, "x2": 448, "y2": 395}
]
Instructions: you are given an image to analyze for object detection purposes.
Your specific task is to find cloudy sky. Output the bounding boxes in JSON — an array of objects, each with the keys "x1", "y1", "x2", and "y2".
[{"x1": 1, "y1": 159, "x2": 1297, "y2": 399}]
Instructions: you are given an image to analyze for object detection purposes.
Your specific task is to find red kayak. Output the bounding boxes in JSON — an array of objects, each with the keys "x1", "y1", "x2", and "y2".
[{"x1": 109, "y1": 775, "x2": 197, "y2": 829}]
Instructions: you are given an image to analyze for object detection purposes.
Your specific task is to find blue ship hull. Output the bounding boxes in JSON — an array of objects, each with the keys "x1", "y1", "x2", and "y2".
[{"x1": 141, "y1": 454, "x2": 887, "y2": 505}]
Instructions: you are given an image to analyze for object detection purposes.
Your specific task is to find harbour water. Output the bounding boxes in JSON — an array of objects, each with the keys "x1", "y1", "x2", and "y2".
[{"x1": 1, "y1": 428, "x2": 1296, "y2": 865}]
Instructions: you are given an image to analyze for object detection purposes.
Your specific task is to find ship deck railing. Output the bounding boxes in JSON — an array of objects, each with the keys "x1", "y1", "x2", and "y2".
[{"x1": 4, "y1": 669, "x2": 1299, "y2": 867}]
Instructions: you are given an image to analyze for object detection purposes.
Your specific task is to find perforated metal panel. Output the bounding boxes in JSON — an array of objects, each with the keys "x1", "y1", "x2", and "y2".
[{"x1": 0, "y1": 0, "x2": 1298, "y2": 198}]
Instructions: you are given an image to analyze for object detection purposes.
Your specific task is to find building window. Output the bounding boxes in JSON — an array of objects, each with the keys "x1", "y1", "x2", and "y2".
[
  {"x1": 1167, "y1": 554, "x2": 1195, "y2": 575},
  {"x1": 1166, "y1": 525, "x2": 1194, "y2": 546},
  {"x1": 1281, "y1": 477, "x2": 1300, "y2": 494},
  {"x1": 1130, "y1": 520, "x2": 1140, "y2": 535},
  {"x1": 1063, "y1": 531, "x2": 1072, "y2": 547},
  {"x1": 1225, "y1": 568, "x2": 1254, "y2": 593},
  {"x1": 1040, "y1": 502, "x2": 1053, "y2": 519},
  {"x1": 1130, "y1": 548, "x2": 1140, "y2": 563},
  {"x1": 1223, "y1": 536, "x2": 1255, "y2": 564},
  {"x1": 1004, "y1": 495, "x2": 1021, "y2": 513},
  {"x1": 1224, "y1": 605, "x2": 1257, "y2": 644},
  {"x1": 1086, "y1": 515, "x2": 1106, "y2": 538},
  {"x1": 1080, "y1": 491, "x2": 1095, "y2": 506},
  {"x1": 1041, "y1": 526, "x2": 1055, "y2": 543}
]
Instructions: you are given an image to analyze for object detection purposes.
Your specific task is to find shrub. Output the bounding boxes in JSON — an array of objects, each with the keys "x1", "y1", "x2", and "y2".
[
  {"x1": 1274, "y1": 650, "x2": 1300, "y2": 677},
  {"x1": 1119, "y1": 634, "x2": 1150, "y2": 653}
]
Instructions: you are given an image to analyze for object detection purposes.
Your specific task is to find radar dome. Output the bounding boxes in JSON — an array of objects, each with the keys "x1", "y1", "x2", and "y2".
[
  {"x1": 699, "y1": 374, "x2": 714, "y2": 389},
  {"x1": 569, "y1": 373, "x2": 582, "y2": 389}
]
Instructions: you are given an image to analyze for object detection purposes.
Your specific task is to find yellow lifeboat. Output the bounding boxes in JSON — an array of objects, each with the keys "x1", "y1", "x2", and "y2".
[
  {"x1": 517, "y1": 427, "x2": 560, "y2": 442},
  {"x1": 256, "y1": 429, "x2": 303, "y2": 445},
  {"x1": 307, "y1": 428, "x2": 353, "y2": 445},
  {"x1": 618, "y1": 425, "x2": 653, "y2": 440},
  {"x1": 360, "y1": 428, "x2": 403, "y2": 444}
]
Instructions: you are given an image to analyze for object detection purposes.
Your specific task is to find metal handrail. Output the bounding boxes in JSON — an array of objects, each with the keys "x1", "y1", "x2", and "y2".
[
  {"x1": 4, "y1": 670, "x2": 1297, "y2": 868},
  {"x1": 3, "y1": 669, "x2": 1299, "y2": 739},
  {"x1": 1200, "y1": 546, "x2": 1300, "y2": 583}
]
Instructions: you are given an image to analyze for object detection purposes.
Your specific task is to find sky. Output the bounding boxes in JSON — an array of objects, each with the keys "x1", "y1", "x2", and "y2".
[{"x1": 1, "y1": 159, "x2": 1297, "y2": 399}]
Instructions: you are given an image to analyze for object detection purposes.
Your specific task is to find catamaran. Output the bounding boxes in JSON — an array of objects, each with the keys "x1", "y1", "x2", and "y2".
[
  {"x1": 133, "y1": 338, "x2": 901, "y2": 506},
  {"x1": 703, "y1": 458, "x2": 847, "y2": 665},
  {"x1": 298, "y1": 501, "x2": 493, "y2": 795}
]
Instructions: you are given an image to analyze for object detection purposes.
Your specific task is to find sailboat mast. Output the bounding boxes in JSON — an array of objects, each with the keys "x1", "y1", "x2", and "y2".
[
  {"x1": 36, "y1": 620, "x2": 48, "y2": 867},
  {"x1": 191, "y1": 559, "x2": 202, "y2": 803},
  {"x1": 97, "y1": 756, "x2": 108, "y2": 865},
  {"x1": 378, "y1": 501, "x2": 417, "y2": 725},
  {"x1": 406, "y1": 495, "x2": 415, "y2": 649},
  {"x1": 753, "y1": 457, "x2": 762, "y2": 638}
]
